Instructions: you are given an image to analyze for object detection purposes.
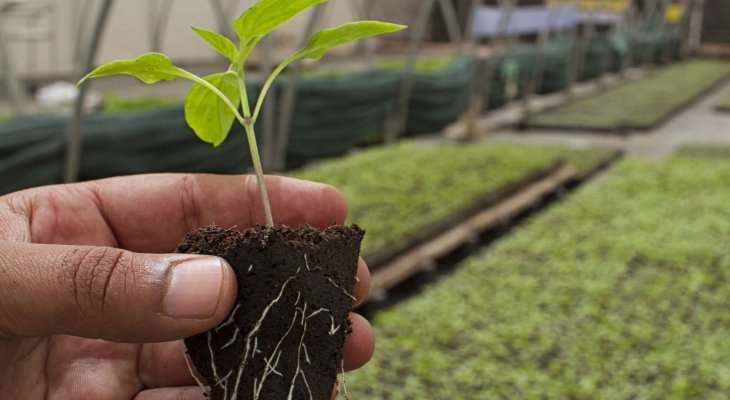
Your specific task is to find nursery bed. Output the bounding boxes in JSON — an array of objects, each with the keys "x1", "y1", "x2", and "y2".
[
  {"x1": 349, "y1": 155, "x2": 730, "y2": 399},
  {"x1": 528, "y1": 60, "x2": 730, "y2": 132},
  {"x1": 367, "y1": 164, "x2": 578, "y2": 296},
  {"x1": 292, "y1": 141, "x2": 617, "y2": 270},
  {"x1": 715, "y1": 92, "x2": 730, "y2": 112},
  {"x1": 676, "y1": 145, "x2": 730, "y2": 159}
]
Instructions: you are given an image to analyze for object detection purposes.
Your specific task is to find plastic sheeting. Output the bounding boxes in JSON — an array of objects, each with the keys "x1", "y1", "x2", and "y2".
[
  {"x1": 285, "y1": 69, "x2": 401, "y2": 165},
  {"x1": 405, "y1": 57, "x2": 472, "y2": 135},
  {"x1": 0, "y1": 106, "x2": 251, "y2": 195}
]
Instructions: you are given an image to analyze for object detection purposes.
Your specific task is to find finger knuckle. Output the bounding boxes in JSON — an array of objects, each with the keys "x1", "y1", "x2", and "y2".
[
  {"x1": 179, "y1": 174, "x2": 202, "y2": 232},
  {"x1": 62, "y1": 247, "x2": 129, "y2": 317}
]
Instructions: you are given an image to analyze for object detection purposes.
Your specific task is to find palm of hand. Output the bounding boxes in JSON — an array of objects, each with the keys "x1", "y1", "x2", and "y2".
[{"x1": 3, "y1": 337, "x2": 198, "y2": 399}]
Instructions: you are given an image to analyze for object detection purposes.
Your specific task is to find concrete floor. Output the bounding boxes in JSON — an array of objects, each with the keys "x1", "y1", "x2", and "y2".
[{"x1": 489, "y1": 78, "x2": 730, "y2": 159}]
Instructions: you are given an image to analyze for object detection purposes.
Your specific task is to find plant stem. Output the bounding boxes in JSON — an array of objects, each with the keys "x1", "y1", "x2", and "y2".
[
  {"x1": 238, "y1": 69, "x2": 274, "y2": 227},
  {"x1": 243, "y1": 121, "x2": 274, "y2": 226},
  {"x1": 251, "y1": 59, "x2": 290, "y2": 124},
  {"x1": 238, "y1": 69, "x2": 253, "y2": 118}
]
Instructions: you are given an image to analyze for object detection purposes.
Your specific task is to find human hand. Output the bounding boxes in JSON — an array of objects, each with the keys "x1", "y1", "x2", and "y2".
[{"x1": 0, "y1": 174, "x2": 374, "y2": 399}]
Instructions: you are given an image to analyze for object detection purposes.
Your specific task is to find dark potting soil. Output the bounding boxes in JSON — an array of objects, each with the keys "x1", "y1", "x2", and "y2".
[{"x1": 177, "y1": 224, "x2": 364, "y2": 400}]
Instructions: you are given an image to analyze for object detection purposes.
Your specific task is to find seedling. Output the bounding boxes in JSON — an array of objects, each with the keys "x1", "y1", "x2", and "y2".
[
  {"x1": 80, "y1": 0, "x2": 405, "y2": 226},
  {"x1": 81, "y1": 2, "x2": 404, "y2": 399}
]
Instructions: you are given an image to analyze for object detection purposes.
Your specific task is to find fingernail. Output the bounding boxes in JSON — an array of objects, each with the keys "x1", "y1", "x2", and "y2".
[{"x1": 164, "y1": 257, "x2": 225, "y2": 319}]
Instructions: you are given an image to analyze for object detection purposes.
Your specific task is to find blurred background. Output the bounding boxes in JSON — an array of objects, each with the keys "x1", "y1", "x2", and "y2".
[
  {"x1": 3, "y1": 1, "x2": 730, "y2": 398},
  {"x1": 0, "y1": 0, "x2": 726, "y2": 186}
]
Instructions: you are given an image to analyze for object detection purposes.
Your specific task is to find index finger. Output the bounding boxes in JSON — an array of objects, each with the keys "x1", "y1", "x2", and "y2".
[{"x1": 6, "y1": 174, "x2": 348, "y2": 252}]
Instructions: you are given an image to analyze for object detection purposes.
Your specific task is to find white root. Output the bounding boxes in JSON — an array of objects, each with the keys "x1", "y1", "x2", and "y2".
[
  {"x1": 230, "y1": 270, "x2": 300, "y2": 400},
  {"x1": 341, "y1": 358, "x2": 350, "y2": 400},
  {"x1": 302, "y1": 343, "x2": 311, "y2": 365},
  {"x1": 253, "y1": 306, "x2": 299, "y2": 399},
  {"x1": 329, "y1": 314, "x2": 341, "y2": 336},
  {"x1": 221, "y1": 326, "x2": 240, "y2": 350},
  {"x1": 216, "y1": 304, "x2": 241, "y2": 332},
  {"x1": 207, "y1": 331, "x2": 221, "y2": 383},
  {"x1": 307, "y1": 307, "x2": 331, "y2": 320},
  {"x1": 210, "y1": 252, "x2": 351, "y2": 400},
  {"x1": 183, "y1": 351, "x2": 209, "y2": 395},
  {"x1": 287, "y1": 303, "x2": 314, "y2": 400},
  {"x1": 327, "y1": 277, "x2": 357, "y2": 302}
]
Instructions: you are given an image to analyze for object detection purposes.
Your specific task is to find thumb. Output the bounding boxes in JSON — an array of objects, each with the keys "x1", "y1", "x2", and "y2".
[{"x1": 0, "y1": 241, "x2": 237, "y2": 343}]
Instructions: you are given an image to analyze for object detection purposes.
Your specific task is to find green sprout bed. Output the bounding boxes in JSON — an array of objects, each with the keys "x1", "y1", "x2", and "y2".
[
  {"x1": 715, "y1": 92, "x2": 730, "y2": 112},
  {"x1": 676, "y1": 145, "x2": 730, "y2": 159},
  {"x1": 378, "y1": 56, "x2": 457, "y2": 73},
  {"x1": 292, "y1": 141, "x2": 615, "y2": 260},
  {"x1": 529, "y1": 59, "x2": 730, "y2": 131},
  {"x1": 102, "y1": 95, "x2": 182, "y2": 113},
  {"x1": 349, "y1": 155, "x2": 730, "y2": 399}
]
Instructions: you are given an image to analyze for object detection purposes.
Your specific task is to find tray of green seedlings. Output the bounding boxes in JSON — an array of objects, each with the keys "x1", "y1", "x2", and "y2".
[
  {"x1": 676, "y1": 144, "x2": 730, "y2": 159},
  {"x1": 715, "y1": 91, "x2": 730, "y2": 112},
  {"x1": 348, "y1": 154, "x2": 730, "y2": 399},
  {"x1": 528, "y1": 59, "x2": 730, "y2": 132},
  {"x1": 292, "y1": 140, "x2": 617, "y2": 268},
  {"x1": 101, "y1": 95, "x2": 183, "y2": 113}
]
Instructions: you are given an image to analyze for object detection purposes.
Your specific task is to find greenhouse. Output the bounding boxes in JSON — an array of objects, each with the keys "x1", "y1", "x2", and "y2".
[{"x1": 1, "y1": 0, "x2": 729, "y2": 399}]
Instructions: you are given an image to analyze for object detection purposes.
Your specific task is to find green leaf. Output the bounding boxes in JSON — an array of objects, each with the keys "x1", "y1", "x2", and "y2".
[
  {"x1": 295, "y1": 21, "x2": 407, "y2": 61},
  {"x1": 184, "y1": 72, "x2": 241, "y2": 147},
  {"x1": 191, "y1": 26, "x2": 239, "y2": 63},
  {"x1": 234, "y1": 0, "x2": 328, "y2": 44},
  {"x1": 251, "y1": 22, "x2": 406, "y2": 123},
  {"x1": 79, "y1": 53, "x2": 187, "y2": 85}
]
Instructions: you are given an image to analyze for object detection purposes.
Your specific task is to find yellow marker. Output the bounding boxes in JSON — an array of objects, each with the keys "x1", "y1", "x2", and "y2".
[
  {"x1": 548, "y1": 0, "x2": 628, "y2": 12},
  {"x1": 665, "y1": 4, "x2": 685, "y2": 24}
]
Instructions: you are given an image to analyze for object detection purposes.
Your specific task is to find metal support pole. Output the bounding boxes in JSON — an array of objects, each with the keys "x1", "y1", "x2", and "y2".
[
  {"x1": 225, "y1": 0, "x2": 240, "y2": 17},
  {"x1": 438, "y1": 0, "x2": 463, "y2": 51},
  {"x1": 383, "y1": 0, "x2": 438, "y2": 144},
  {"x1": 462, "y1": 0, "x2": 480, "y2": 52},
  {"x1": 573, "y1": 1, "x2": 597, "y2": 88},
  {"x1": 480, "y1": 0, "x2": 516, "y2": 110},
  {"x1": 347, "y1": 0, "x2": 376, "y2": 65},
  {"x1": 523, "y1": 3, "x2": 560, "y2": 120},
  {"x1": 63, "y1": 0, "x2": 115, "y2": 183},
  {"x1": 687, "y1": 0, "x2": 704, "y2": 56},
  {"x1": 597, "y1": 3, "x2": 625, "y2": 82},
  {"x1": 73, "y1": 0, "x2": 94, "y2": 63},
  {"x1": 658, "y1": 0, "x2": 673, "y2": 64},
  {"x1": 564, "y1": 0, "x2": 581, "y2": 98},
  {"x1": 209, "y1": 0, "x2": 235, "y2": 40},
  {"x1": 454, "y1": 0, "x2": 486, "y2": 140},
  {"x1": 27, "y1": 13, "x2": 34, "y2": 74},
  {"x1": 50, "y1": 4, "x2": 60, "y2": 77},
  {"x1": 0, "y1": 19, "x2": 25, "y2": 115},
  {"x1": 457, "y1": 0, "x2": 515, "y2": 139},
  {"x1": 272, "y1": 4, "x2": 327, "y2": 170},
  {"x1": 618, "y1": 0, "x2": 635, "y2": 77},
  {"x1": 150, "y1": 0, "x2": 174, "y2": 53},
  {"x1": 642, "y1": 0, "x2": 660, "y2": 66}
]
